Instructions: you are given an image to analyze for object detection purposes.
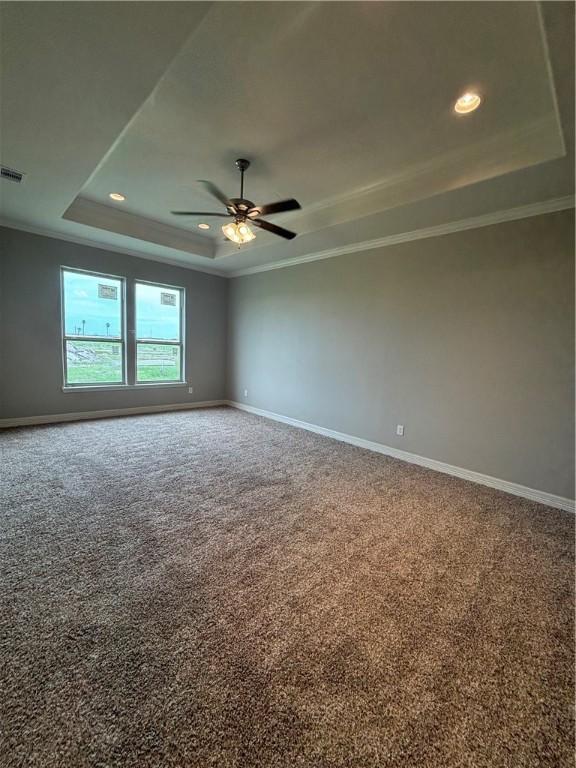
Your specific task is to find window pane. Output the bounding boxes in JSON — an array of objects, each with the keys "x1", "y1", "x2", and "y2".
[
  {"x1": 63, "y1": 271, "x2": 122, "y2": 338},
  {"x1": 137, "y1": 343, "x2": 181, "y2": 382},
  {"x1": 135, "y1": 283, "x2": 181, "y2": 341},
  {"x1": 65, "y1": 340, "x2": 123, "y2": 384}
]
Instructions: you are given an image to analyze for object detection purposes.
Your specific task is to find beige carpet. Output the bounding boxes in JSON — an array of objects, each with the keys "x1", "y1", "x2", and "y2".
[{"x1": 1, "y1": 406, "x2": 573, "y2": 767}]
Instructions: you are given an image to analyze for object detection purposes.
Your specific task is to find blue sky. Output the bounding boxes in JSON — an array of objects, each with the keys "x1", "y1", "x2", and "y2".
[
  {"x1": 63, "y1": 272, "x2": 180, "y2": 340},
  {"x1": 136, "y1": 283, "x2": 180, "y2": 340}
]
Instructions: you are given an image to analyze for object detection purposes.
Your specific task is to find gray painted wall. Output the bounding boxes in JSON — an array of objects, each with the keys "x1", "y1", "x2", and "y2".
[
  {"x1": 0, "y1": 227, "x2": 228, "y2": 418},
  {"x1": 227, "y1": 210, "x2": 575, "y2": 499},
  {"x1": 2, "y1": 212, "x2": 574, "y2": 499}
]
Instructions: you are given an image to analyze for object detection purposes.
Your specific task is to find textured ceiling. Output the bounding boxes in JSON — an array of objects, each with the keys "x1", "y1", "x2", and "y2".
[{"x1": 1, "y1": 2, "x2": 574, "y2": 275}]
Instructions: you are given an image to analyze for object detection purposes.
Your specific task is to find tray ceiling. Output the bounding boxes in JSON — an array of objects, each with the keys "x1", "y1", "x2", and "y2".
[{"x1": 1, "y1": 1, "x2": 573, "y2": 274}]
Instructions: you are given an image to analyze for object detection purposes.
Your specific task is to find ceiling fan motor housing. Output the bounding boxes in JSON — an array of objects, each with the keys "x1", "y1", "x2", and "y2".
[{"x1": 228, "y1": 198, "x2": 255, "y2": 215}]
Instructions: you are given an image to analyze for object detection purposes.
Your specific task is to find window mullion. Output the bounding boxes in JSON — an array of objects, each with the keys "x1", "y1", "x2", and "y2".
[{"x1": 126, "y1": 280, "x2": 135, "y2": 385}]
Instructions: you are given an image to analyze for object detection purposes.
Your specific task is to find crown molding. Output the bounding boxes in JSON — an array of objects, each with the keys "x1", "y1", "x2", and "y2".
[
  {"x1": 2, "y1": 195, "x2": 573, "y2": 280},
  {"x1": 228, "y1": 195, "x2": 575, "y2": 278},
  {"x1": 0, "y1": 218, "x2": 224, "y2": 277}
]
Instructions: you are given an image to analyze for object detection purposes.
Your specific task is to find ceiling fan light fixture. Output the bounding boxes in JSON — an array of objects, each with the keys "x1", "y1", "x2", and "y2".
[{"x1": 222, "y1": 220, "x2": 256, "y2": 244}]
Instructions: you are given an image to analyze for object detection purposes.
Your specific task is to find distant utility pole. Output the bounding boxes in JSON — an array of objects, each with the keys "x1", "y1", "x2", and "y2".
[
  {"x1": 82, "y1": 319, "x2": 86, "y2": 336},
  {"x1": 106, "y1": 322, "x2": 110, "y2": 337}
]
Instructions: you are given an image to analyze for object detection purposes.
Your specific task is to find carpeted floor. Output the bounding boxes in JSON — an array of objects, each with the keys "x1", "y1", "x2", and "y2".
[{"x1": 0, "y1": 406, "x2": 574, "y2": 767}]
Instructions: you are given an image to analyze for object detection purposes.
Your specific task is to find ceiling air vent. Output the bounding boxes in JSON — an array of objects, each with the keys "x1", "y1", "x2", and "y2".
[{"x1": 1, "y1": 166, "x2": 25, "y2": 183}]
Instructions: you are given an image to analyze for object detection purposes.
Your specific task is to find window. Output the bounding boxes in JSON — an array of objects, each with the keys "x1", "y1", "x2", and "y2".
[
  {"x1": 62, "y1": 269, "x2": 125, "y2": 385},
  {"x1": 61, "y1": 269, "x2": 185, "y2": 388},
  {"x1": 135, "y1": 282, "x2": 184, "y2": 383}
]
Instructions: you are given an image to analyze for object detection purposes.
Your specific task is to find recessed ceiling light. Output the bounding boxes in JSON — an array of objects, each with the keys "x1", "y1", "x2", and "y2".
[
  {"x1": 198, "y1": 223, "x2": 210, "y2": 230},
  {"x1": 109, "y1": 192, "x2": 126, "y2": 201},
  {"x1": 454, "y1": 92, "x2": 482, "y2": 114}
]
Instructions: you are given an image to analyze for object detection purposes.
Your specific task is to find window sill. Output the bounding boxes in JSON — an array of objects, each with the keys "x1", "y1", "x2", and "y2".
[{"x1": 62, "y1": 382, "x2": 188, "y2": 393}]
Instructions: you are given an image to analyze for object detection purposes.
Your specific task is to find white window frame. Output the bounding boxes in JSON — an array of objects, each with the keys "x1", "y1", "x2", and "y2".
[
  {"x1": 134, "y1": 280, "x2": 185, "y2": 385},
  {"x1": 61, "y1": 267, "x2": 127, "y2": 388},
  {"x1": 60, "y1": 268, "x2": 187, "y2": 390}
]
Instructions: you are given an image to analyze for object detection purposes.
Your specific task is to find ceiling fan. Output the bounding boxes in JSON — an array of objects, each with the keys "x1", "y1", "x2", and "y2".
[{"x1": 171, "y1": 159, "x2": 300, "y2": 244}]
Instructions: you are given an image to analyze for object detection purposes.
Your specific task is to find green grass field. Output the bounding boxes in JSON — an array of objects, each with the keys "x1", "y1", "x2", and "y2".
[
  {"x1": 67, "y1": 363, "x2": 123, "y2": 384},
  {"x1": 138, "y1": 362, "x2": 180, "y2": 382},
  {"x1": 66, "y1": 341, "x2": 181, "y2": 384}
]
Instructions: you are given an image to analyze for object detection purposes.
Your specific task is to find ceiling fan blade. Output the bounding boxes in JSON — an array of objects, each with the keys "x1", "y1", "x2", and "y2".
[
  {"x1": 252, "y1": 218, "x2": 297, "y2": 240},
  {"x1": 248, "y1": 198, "x2": 301, "y2": 217},
  {"x1": 197, "y1": 180, "x2": 233, "y2": 208},
  {"x1": 171, "y1": 211, "x2": 230, "y2": 217}
]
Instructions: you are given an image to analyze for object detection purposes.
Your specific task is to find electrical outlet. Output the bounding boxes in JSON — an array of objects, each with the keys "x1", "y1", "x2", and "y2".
[
  {"x1": 243, "y1": 389, "x2": 248, "y2": 398},
  {"x1": 188, "y1": 386, "x2": 194, "y2": 395},
  {"x1": 396, "y1": 424, "x2": 404, "y2": 436}
]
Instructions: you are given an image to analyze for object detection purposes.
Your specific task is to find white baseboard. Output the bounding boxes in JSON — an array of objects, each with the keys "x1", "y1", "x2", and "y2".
[
  {"x1": 3, "y1": 398, "x2": 573, "y2": 514},
  {"x1": 0, "y1": 400, "x2": 226, "y2": 429},
  {"x1": 227, "y1": 401, "x2": 575, "y2": 514}
]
